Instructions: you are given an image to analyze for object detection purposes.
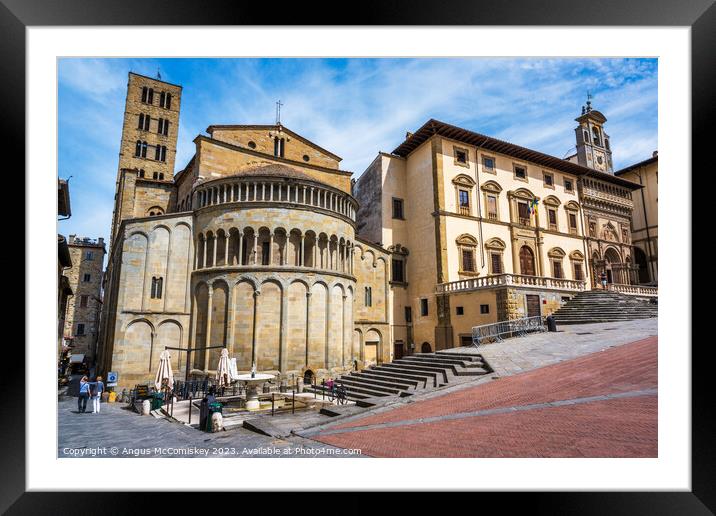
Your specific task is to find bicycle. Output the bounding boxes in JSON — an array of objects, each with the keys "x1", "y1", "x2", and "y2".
[{"x1": 336, "y1": 385, "x2": 347, "y2": 405}]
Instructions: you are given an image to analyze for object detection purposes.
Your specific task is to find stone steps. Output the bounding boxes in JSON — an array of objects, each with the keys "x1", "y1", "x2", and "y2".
[{"x1": 552, "y1": 289, "x2": 658, "y2": 324}]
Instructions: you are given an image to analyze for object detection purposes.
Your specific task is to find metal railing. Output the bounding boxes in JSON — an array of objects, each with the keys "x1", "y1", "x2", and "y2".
[{"x1": 471, "y1": 316, "x2": 546, "y2": 346}]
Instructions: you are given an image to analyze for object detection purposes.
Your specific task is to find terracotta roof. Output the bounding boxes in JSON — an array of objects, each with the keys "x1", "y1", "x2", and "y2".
[
  {"x1": 229, "y1": 164, "x2": 317, "y2": 182},
  {"x1": 392, "y1": 119, "x2": 642, "y2": 189}
]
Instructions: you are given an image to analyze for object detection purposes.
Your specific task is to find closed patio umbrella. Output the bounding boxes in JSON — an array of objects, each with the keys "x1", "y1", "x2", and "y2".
[
  {"x1": 216, "y1": 348, "x2": 231, "y2": 388},
  {"x1": 154, "y1": 350, "x2": 174, "y2": 391}
]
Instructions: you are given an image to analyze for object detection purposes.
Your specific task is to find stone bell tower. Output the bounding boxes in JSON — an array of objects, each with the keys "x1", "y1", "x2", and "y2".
[{"x1": 574, "y1": 94, "x2": 613, "y2": 173}]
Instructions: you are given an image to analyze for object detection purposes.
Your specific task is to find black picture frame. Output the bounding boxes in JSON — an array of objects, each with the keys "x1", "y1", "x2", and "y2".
[{"x1": 5, "y1": 0, "x2": 710, "y2": 512}]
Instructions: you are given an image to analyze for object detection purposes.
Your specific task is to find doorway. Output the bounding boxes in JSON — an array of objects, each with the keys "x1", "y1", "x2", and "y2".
[
  {"x1": 526, "y1": 294, "x2": 542, "y2": 318},
  {"x1": 393, "y1": 341, "x2": 404, "y2": 360},
  {"x1": 364, "y1": 342, "x2": 378, "y2": 365},
  {"x1": 519, "y1": 246, "x2": 536, "y2": 276},
  {"x1": 421, "y1": 342, "x2": 432, "y2": 353}
]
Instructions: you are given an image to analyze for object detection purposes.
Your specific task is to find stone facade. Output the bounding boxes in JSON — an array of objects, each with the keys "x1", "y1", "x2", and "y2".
[
  {"x1": 98, "y1": 74, "x2": 392, "y2": 389},
  {"x1": 64, "y1": 236, "x2": 106, "y2": 360},
  {"x1": 355, "y1": 114, "x2": 643, "y2": 352}
]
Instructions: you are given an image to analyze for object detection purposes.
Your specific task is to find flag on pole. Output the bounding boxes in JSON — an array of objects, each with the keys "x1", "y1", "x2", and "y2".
[{"x1": 528, "y1": 198, "x2": 539, "y2": 215}]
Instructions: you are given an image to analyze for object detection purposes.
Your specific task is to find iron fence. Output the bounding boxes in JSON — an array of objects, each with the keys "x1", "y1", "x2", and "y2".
[{"x1": 471, "y1": 316, "x2": 545, "y2": 346}]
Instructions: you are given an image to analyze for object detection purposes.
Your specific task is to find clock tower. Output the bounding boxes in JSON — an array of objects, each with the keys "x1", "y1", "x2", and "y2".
[{"x1": 574, "y1": 95, "x2": 613, "y2": 173}]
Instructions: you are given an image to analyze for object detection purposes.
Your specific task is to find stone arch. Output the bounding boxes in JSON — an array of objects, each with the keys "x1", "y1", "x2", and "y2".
[
  {"x1": 352, "y1": 328, "x2": 363, "y2": 364},
  {"x1": 421, "y1": 342, "x2": 432, "y2": 353},
  {"x1": 166, "y1": 223, "x2": 191, "y2": 312},
  {"x1": 123, "y1": 319, "x2": 154, "y2": 374},
  {"x1": 156, "y1": 319, "x2": 184, "y2": 374},
  {"x1": 308, "y1": 282, "x2": 328, "y2": 368},
  {"x1": 232, "y1": 280, "x2": 255, "y2": 369},
  {"x1": 364, "y1": 328, "x2": 382, "y2": 366},
  {"x1": 543, "y1": 195, "x2": 561, "y2": 207},
  {"x1": 256, "y1": 280, "x2": 282, "y2": 370},
  {"x1": 122, "y1": 232, "x2": 148, "y2": 311},
  {"x1": 547, "y1": 247, "x2": 566, "y2": 258},
  {"x1": 456, "y1": 233, "x2": 478, "y2": 246},
  {"x1": 328, "y1": 283, "x2": 345, "y2": 368},
  {"x1": 192, "y1": 282, "x2": 210, "y2": 371}
]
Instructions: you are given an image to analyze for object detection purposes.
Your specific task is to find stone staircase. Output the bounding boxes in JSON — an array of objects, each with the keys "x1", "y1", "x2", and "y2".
[
  {"x1": 304, "y1": 351, "x2": 492, "y2": 404},
  {"x1": 552, "y1": 289, "x2": 658, "y2": 325}
]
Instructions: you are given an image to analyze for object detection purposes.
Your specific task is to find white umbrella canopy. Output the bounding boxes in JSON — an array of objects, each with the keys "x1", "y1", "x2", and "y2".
[
  {"x1": 154, "y1": 350, "x2": 174, "y2": 391},
  {"x1": 216, "y1": 348, "x2": 231, "y2": 387}
]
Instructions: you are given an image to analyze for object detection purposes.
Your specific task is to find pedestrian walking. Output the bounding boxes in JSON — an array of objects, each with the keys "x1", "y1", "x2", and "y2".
[
  {"x1": 91, "y1": 376, "x2": 105, "y2": 413},
  {"x1": 78, "y1": 375, "x2": 90, "y2": 413},
  {"x1": 600, "y1": 271, "x2": 608, "y2": 289}
]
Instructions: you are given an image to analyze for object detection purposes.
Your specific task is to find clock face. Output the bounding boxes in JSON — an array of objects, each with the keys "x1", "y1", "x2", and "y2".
[{"x1": 594, "y1": 150, "x2": 607, "y2": 171}]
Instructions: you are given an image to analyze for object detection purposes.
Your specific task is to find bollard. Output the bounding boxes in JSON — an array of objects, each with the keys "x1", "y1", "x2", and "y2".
[
  {"x1": 271, "y1": 393, "x2": 275, "y2": 416},
  {"x1": 188, "y1": 395, "x2": 192, "y2": 425},
  {"x1": 292, "y1": 391, "x2": 295, "y2": 414}
]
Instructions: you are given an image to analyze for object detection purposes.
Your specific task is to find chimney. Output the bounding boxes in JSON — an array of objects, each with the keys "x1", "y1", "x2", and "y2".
[
  {"x1": 405, "y1": 132, "x2": 413, "y2": 139},
  {"x1": 652, "y1": 150, "x2": 658, "y2": 158},
  {"x1": 69, "y1": 234, "x2": 76, "y2": 244}
]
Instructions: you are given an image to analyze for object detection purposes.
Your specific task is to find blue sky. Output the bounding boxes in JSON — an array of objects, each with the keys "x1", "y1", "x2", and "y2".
[{"x1": 58, "y1": 57, "x2": 657, "y2": 249}]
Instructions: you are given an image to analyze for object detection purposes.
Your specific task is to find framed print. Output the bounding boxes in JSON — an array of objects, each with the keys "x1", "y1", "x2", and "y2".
[{"x1": 5, "y1": 0, "x2": 713, "y2": 511}]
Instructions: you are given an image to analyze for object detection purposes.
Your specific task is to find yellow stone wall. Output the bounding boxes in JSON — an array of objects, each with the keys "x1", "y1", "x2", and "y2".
[{"x1": 209, "y1": 126, "x2": 341, "y2": 170}]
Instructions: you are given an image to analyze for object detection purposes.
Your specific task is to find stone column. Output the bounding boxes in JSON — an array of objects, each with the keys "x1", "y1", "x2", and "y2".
[
  {"x1": 305, "y1": 291, "x2": 312, "y2": 366},
  {"x1": 301, "y1": 235, "x2": 306, "y2": 266},
  {"x1": 313, "y1": 240, "x2": 318, "y2": 269},
  {"x1": 342, "y1": 294, "x2": 348, "y2": 367},
  {"x1": 251, "y1": 290, "x2": 260, "y2": 367},
  {"x1": 224, "y1": 235, "x2": 229, "y2": 266},
  {"x1": 204, "y1": 285, "x2": 213, "y2": 371},
  {"x1": 279, "y1": 286, "x2": 288, "y2": 373},
  {"x1": 253, "y1": 233, "x2": 258, "y2": 265},
  {"x1": 212, "y1": 236, "x2": 218, "y2": 268},
  {"x1": 511, "y1": 236, "x2": 520, "y2": 275},
  {"x1": 269, "y1": 233, "x2": 274, "y2": 266},
  {"x1": 227, "y1": 284, "x2": 236, "y2": 355},
  {"x1": 237, "y1": 231, "x2": 243, "y2": 266},
  {"x1": 325, "y1": 290, "x2": 331, "y2": 369}
]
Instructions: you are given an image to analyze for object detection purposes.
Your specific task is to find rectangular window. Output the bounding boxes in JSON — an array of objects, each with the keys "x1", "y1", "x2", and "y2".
[
  {"x1": 364, "y1": 287, "x2": 372, "y2": 307},
  {"x1": 480, "y1": 304, "x2": 490, "y2": 314},
  {"x1": 548, "y1": 209, "x2": 557, "y2": 230},
  {"x1": 76, "y1": 323, "x2": 85, "y2": 336},
  {"x1": 420, "y1": 298, "x2": 428, "y2": 316},
  {"x1": 456, "y1": 306, "x2": 464, "y2": 315},
  {"x1": 141, "y1": 86, "x2": 147, "y2": 103},
  {"x1": 553, "y1": 261, "x2": 563, "y2": 278},
  {"x1": 514, "y1": 165, "x2": 527, "y2": 179},
  {"x1": 458, "y1": 190, "x2": 470, "y2": 208},
  {"x1": 391, "y1": 259, "x2": 405, "y2": 283},
  {"x1": 574, "y1": 263, "x2": 584, "y2": 281},
  {"x1": 518, "y1": 202, "x2": 530, "y2": 225},
  {"x1": 544, "y1": 172, "x2": 554, "y2": 187},
  {"x1": 487, "y1": 195, "x2": 498, "y2": 220},
  {"x1": 568, "y1": 213, "x2": 578, "y2": 233},
  {"x1": 85, "y1": 251, "x2": 94, "y2": 260},
  {"x1": 461, "y1": 248, "x2": 475, "y2": 272},
  {"x1": 261, "y1": 242, "x2": 270, "y2": 265},
  {"x1": 491, "y1": 253, "x2": 503, "y2": 274},
  {"x1": 404, "y1": 306, "x2": 412, "y2": 323},
  {"x1": 83, "y1": 273, "x2": 91, "y2": 282},
  {"x1": 482, "y1": 156, "x2": 495, "y2": 172},
  {"x1": 392, "y1": 198, "x2": 404, "y2": 219},
  {"x1": 79, "y1": 295, "x2": 88, "y2": 308},
  {"x1": 455, "y1": 148, "x2": 468, "y2": 164},
  {"x1": 564, "y1": 179, "x2": 574, "y2": 192}
]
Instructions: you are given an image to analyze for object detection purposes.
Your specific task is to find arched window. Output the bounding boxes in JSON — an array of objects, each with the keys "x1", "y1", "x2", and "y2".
[
  {"x1": 165, "y1": 93, "x2": 172, "y2": 109},
  {"x1": 485, "y1": 238, "x2": 506, "y2": 274},
  {"x1": 548, "y1": 248, "x2": 566, "y2": 278},
  {"x1": 135, "y1": 140, "x2": 142, "y2": 157},
  {"x1": 592, "y1": 126, "x2": 601, "y2": 146},
  {"x1": 456, "y1": 234, "x2": 478, "y2": 274},
  {"x1": 273, "y1": 137, "x2": 285, "y2": 157},
  {"x1": 141, "y1": 141, "x2": 148, "y2": 158},
  {"x1": 605, "y1": 138, "x2": 610, "y2": 150},
  {"x1": 583, "y1": 130, "x2": 589, "y2": 143},
  {"x1": 519, "y1": 246, "x2": 536, "y2": 276},
  {"x1": 147, "y1": 88, "x2": 154, "y2": 104},
  {"x1": 151, "y1": 277, "x2": 163, "y2": 299}
]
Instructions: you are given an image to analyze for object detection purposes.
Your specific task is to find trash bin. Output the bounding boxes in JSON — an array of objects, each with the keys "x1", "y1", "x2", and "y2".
[
  {"x1": 546, "y1": 314, "x2": 557, "y2": 332},
  {"x1": 150, "y1": 392, "x2": 164, "y2": 411}
]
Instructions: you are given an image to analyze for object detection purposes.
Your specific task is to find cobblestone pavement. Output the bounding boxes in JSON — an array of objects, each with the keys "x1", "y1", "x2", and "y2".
[
  {"x1": 465, "y1": 318, "x2": 658, "y2": 377},
  {"x1": 58, "y1": 399, "x2": 361, "y2": 458},
  {"x1": 304, "y1": 336, "x2": 657, "y2": 457}
]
